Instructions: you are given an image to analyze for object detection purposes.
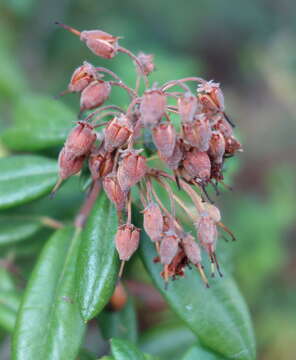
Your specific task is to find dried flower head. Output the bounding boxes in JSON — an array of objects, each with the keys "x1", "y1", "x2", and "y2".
[
  {"x1": 143, "y1": 202, "x2": 163, "y2": 242},
  {"x1": 137, "y1": 52, "x2": 155, "y2": 76},
  {"x1": 104, "y1": 115, "x2": 132, "y2": 152},
  {"x1": 103, "y1": 173, "x2": 127, "y2": 211},
  {"x1": 152, "y1": 122, "x2": 176, "y2": 158},
  {"x1": 68, "y1": 62, "x2": 97, "y2": 93},
  {"x1": 115, "y1": 224, "x2": 140, "y2": 261}
]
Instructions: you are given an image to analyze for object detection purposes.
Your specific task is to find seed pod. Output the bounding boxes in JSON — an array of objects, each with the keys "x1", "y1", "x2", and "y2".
[
  {"x1": 80, "y1": 30, "x2": 120, "y2": 59},
  {"x1": 115, "y1": 224, "x2": 140, "y2": 261},
  {"x1": 65, "y1": 122, "x2": 96, "y2": 160},
  {"x1": 117, "y1": 151, "x2": 147, "y2": 191},
  {"x1": 208, "y1": 131, "x2": 225, "y2": 164},
  {"x1": 80, "y1": 80, "x2": 111, "y2": 112},
  {"x1": 196, "y1": 212, "x2": 218, "y2": 250},
  {"x1": 104, "y1": 115, "x2": 133, "y2": 152},
  {"x1": 103, "y1": 172, "x2": 127, "y2": 211},
  {"x1": 182, "y1": 149, "x2": 211, "y2": 182},
  {"x1": 109, "y1": 282, "x2": 127, "y2": 311},
  {"x1": 182, "y1": 234, "x2": 202, "y2": 265},
  {"x1": 68, "y1": 62, "x2": 96, "y2": 93},
  {"x1": 159, "y1": 232, "x2": 179, "y2": 265},
  {"x1": 182, "y1": 115, "x2": 211, "y2": 151},
  {"x1": 197, "y1": 81, "x2": 225, "y2": 112},
  {"x1": 139, "y1": 89, "x2": 166, "y2": 128},
  {"x1": 213, "y1": 116, "x2": 233, "y2": 139},
  {"x1": 137, "y1": 52, "x2": 155, "y2": 76},
  {"x1": 88, "y1": 148, "x2": 113, "y2": 180},
  {"x1": 178, "y1": 93, "x2": 200, "y2": 123},
  {"x1": 58, "y1": 147, "x2": 85, "y2": 180},
  {"x1": 152, "y1": 122, "x2": 176, "y2": 158},
  {"x1": 225, "y1": 136, "x2": 242, "y2": 156},
  {"x1": 159, "y1": 138, "x2": 183, "y2": 170},
  {"x1": 143, "y1": 202, "x2": 163, "y2": 242}
]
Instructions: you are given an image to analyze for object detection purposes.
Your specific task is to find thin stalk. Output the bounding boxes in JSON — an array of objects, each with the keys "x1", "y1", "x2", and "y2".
[{"x1": 161, "y1": 77, "x2": 206, "y2": 92}]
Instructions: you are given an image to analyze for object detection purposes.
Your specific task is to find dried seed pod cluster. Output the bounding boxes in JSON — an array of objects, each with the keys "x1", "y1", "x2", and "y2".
[{"x1": 54, "y1": 23, "x2": 242, "y2": 285}]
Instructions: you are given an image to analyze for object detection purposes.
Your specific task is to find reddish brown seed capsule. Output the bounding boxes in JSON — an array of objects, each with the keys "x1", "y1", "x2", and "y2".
[
  {"x1": 137, "y1": 52, "x2": 155, "y2": 76},
  {"x1": 58, "y1": 147, "x2": 85, "y2": 180},
  {"x1": 103, "y1": 173, "x2": 127, "y2": 211},
  {"x1": 152, "y1": 122, "x2": 176, "y2": 158},
  {"x1": 143, "y1": 202, "x2": 163, "y2": 242},
  {"x1": 178, "y1": 93, "x2": 200, "y2": 123},
  {"x1": 159, "y1": 232, "x2": 179, "y2": 265},
  {"x1": 196, "y1": 212, "x2": 218, "y2": 251},
  {"x1": 80, "y1": 29, "x2": 120, "y2": 59},
  {"x1": 139, "y1": 89, "x2": 166, "y2": 128},
  {"x1": 109, "y1": 282, "x2": 128, "y2": 311},
  {"x1": 182, "y1": 115, "x2": 211, "y2": 151},
  {"x1": 117, "y1": 151, "x2": 147, "y2": 191},
  {"x1": 182, "y1": 149, "x2": 211, "y2": 182},
  {"x1": 65, "y1": 122, "x2": 96, "y2": 160},
  {"x1": 68, "y1": 62, "x2": 97, "y2": 93},
  {"x1": 88, "y1": 148, "x2": 113, "y2": 180},
  {"x1": 80, "y1": 80, "x2": 111, "y2": 112},
  {"x1": 182, "y1": 234, "x2": 202, "y2": 265},
  {"x1": 104, "y1": 115, "x2": 133, "y2": 152},
  {"x1": 208, "y1": 131, "x2": 225, "y2": 164},
  {"x1": 115, "y1": 224, "x2": 140, "y2": 261},
  {"x1": 159, "y1": 138, "x2": 184, "y2": 170}
]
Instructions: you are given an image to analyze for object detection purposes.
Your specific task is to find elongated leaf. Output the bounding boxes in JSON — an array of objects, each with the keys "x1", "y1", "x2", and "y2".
[
  {"x1": 0, "y1": 216, "x2": 41, "y2": 246},
  {"x1": 0, "y1": 290, "x2": 21, "y2": 333},
  {"x1": 137, "y1": 226, "x2": 256, "y2": 360},
  {"x1": 99, "y1": 296, "x2": 138, "y2": 342},
  {"x1": 0, "y1": 155, "x2": 57, "y2": 209},
  {"x1": 77, "y1": 194, "x2": 119, "y2": 321},
  {"x1": 140, "y1": 322, "x2": 196, "y2": 360},
  {"x1": 110, "y1": 338, "x2": 148, "y2": 360},
  {"x1": 12, "y1": 227, "x2": 85, "y2": 360},
  {"x1": 1, "y1": 95, "x2": 73, "y2": 151},
  {"x1": 182, "y1": 345, "x2": 227, "y2": 360}
]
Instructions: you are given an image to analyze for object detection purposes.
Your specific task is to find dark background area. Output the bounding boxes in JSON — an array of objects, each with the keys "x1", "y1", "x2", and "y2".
[{"x1": 0, "y1": 0, "x2": 296, "y2": 359}]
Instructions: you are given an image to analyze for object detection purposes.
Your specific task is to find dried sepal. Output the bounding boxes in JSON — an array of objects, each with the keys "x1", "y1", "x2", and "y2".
[
  {"x1": 80, "y1": 29, "x2": 120, "y2": 59},
  {"x1": 143, "y1": 202, "x2": 163, "y2": 242},
  {"x1": 197, "y1": 80, "x2": 225, "y2": 112},
  {"x1": 117, "y1": 150, "x2": 147, "y2": 191},
  {"x1": 182, "y1": 114, "x2": 211, "y2": 151},
  {"x1": 208, "y1": 131, "x2": 225, "y2": 164},
  {"x1": 178, "y1": 92, "x2": 200, "y2": 123},
  {"x1": 65, "y1": 122, "x2": 96, "y2": 160},
  {"x1": 115, "y1": 224, "x2": 140, "y2": 261},
  {"x1": 68, "y1": 62, "x2": 97, "y2": 92},
  {"x1": 152, "y1": 122, "x2": 176, "y2": 158},
  {"x1": 137, "y1": 52, "x2": 155, "y2": 76},
  {"x1": 159, "y1": 232, "x2": 179, "y2": 265},
  {"x1": 58, "y1": 147, "x2": 85, "y2": 180},
  {"x1": 159, "y1": 138, "x2": 184, "y2": 170},
  {"x1": 88, "y1": 147, "x2": 113, "y2": 180},
  {"x1": 139, "y1": 89, "x2": 166, "y2": 128},
  {"x1": 104, "y1": 115, "x2": 133, "y2": 152},
  {"x1": 196, "y1": 212, "x2": 218, "y2": 251},
  {"x1": 103, "y1": 172, "x2": 127, "y2": 211},
  {"x1": 80, "y1": 80, "x2": 111, "y2": 112},
  {"x1": 182, "y1": 149, "x2": 211, "y2": 183}
]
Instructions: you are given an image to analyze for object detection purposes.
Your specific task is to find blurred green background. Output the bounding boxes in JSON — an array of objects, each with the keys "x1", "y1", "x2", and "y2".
[{"x1": 0, "y1": 0, "x2": 295, "y2": 359}]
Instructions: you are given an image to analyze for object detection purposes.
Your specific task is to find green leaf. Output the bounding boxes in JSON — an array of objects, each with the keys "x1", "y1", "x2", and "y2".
[
  {"x1": 0, "y1": 216, "x2": 41, "y2": 246},
  {"x1": 139, "y1": 322, "x2": 196, "y2": 360},
  {"x1": 99, "y1": 296, "x2": 138, "y2": 342},
  {"x1": 77, "y1": 194, "x2": 119, "y2": 321},
  {"x1": 137, "y1": 226, "x2": 256, "y2": 360},
  {"x1": 0, "y1": 155, "x2": 57, "y2": 209},
  {"x1": 182, "y1": 345, "x2": 227, "y2": 360},
  {"x1": 1, "y1": 95, "x2": 73, "y2": 151},
  {"x1": 0, "y1": 290, "x2": 21, "y2": 333},
  {"x1": 110, "y1": 338, "x2": 147, "y2": 360},
  {"x1": 12, "y1": 227, "x2": 85, "y2": 360}
]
